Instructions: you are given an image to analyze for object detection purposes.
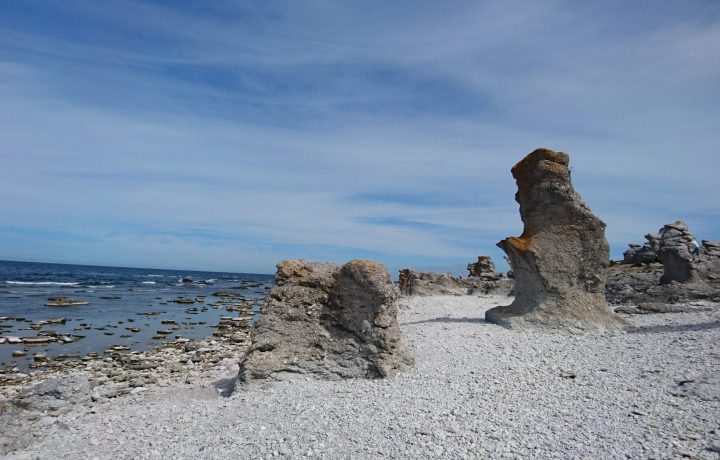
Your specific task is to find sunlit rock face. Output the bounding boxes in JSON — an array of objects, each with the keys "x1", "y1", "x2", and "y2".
[{"x1": 239, "y1": 259, "x2": 413, "y2": 384}]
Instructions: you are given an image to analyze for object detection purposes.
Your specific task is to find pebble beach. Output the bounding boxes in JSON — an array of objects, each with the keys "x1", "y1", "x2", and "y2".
[{"x1": 3, "y1": 294, "x2": 719, "y2": 459}]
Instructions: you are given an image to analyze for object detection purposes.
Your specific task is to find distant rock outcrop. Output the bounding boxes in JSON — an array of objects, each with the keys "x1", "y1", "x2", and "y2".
[
  {"x1": 486, "y1": 148, "x2": 626, "y2": 331},
  {"x1": 623, "y1": 233, "x2": 661, "y2": 264},
  {"x1": 238, "y1": 259, "x2": 413, "y2": 383},
  {"x1": 467, "y1": 256, "x2": 500, "y2": 281},
  {"x1": 606, "y1": 221, "x2": 720, "y2": 311},
  {"x1": 398, "y1": 268, "x2": 512, "y2": 297},
  {"x1": 398, "y1": 268, "x2": 415, "y2": 296},
  {"x1": 398, "y1": 270, "x2": 468, "y2": 296}
]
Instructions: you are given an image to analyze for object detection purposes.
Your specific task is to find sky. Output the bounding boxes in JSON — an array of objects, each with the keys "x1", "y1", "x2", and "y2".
[{"x1": 1, "y1": 0, "x2": 719, "y2": 276}]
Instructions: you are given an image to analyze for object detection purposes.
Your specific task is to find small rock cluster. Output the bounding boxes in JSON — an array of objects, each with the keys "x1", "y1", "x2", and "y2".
[
  {"x1": 0, "y1": 316, "x2": 83, "y2": 363},
  {"x1": 0, "y1": 290, "x2": 264, "y2": 392},
  {"x1": 623, "y1": 233, "x2": 661, "y2": 264},
  {"x1": 607, "y1": 220, "x2": 720, "y2": 312},
  {"x1": 398, "y1": 270, "x2": 469, "y2": 296},
  {"x1": 398, "y1": 258, "x2": 512, "y2": 297},
  {"x1": 1, "y1": 334, "x2": 249, "y2": 398}
]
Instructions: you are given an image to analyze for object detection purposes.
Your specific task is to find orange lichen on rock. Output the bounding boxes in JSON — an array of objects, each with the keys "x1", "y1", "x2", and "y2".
[
  {"x1": 346, "y1": 259, "x2": 385, "y2": 274},
  {"x1": 541, "y1": 160, "x2": 569, "y2": 176},
  {"x1": 511, "y1": 148, "x2": 568, "y2": 178},
  {"x1": 506, "y1": 234, "x2": 533, "y2": 253},
  {"x1": 276, "y1": 260, "x2": 309, "y2": 280}
]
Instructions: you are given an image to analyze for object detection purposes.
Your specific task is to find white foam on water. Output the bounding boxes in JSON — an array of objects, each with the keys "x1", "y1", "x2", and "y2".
[{"x1": 6, "y1": 281, "x2": 80, "y2": 286}]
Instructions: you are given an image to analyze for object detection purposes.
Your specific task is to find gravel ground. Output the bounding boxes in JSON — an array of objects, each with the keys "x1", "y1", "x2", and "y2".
[{"x1": 6, "y1": 295, "x2": 720, "y2": 459}]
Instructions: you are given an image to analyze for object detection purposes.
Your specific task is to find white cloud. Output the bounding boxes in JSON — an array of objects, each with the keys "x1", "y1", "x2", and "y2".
[{"x1": 1, "y1": 1, "x2": 718, "y2": 273}]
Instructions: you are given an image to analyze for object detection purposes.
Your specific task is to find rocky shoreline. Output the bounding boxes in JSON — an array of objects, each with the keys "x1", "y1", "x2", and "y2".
[
  {"x1": 2, "y1": 294, "x2": 719, "y2": 458},
  {"x1": 0, "y1": 290, "x2": 262, "y2": 377},
  {"x1": 1, "y1": 327, "x2": 252, "y2": 454}
]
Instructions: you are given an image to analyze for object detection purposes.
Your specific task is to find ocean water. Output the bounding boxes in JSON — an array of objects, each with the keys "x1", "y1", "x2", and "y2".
[{"x1": 0, "y1": 260, "x2": 274, "y2": 370}]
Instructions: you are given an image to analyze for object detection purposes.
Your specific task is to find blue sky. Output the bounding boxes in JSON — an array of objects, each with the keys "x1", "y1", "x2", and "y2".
[{"x1": 1, "y1": 1, "x2": 719, "y2": 275}]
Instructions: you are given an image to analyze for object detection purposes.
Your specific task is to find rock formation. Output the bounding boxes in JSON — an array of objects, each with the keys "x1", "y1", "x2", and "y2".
[
  {"x1": 607, "y1": 221, "x2": 720, "y2": 311},
  {"x1": 238, "y1": 259, "x2": 413, "y2": 383},
  {"x1": 623, "y1": 233, "x2": 661, "y2": 264},
  {"x1": 397, "y1": 268, "x2": 512, "y2": 297},
  {"x1": 398, "y1": 270, "x2": 467, "y2": 296},
  {"x1": 398, "y1": 268, "x2": 415, "y2": 296},
  {"x1": 486, "y1": 148, "x2": 626, "y2": 331},
  {"x1": 467, "y1": 256, "x2": 500, "y2": 280},
  {"x1": 658, "y1": 221, "x2": 700, "y2": 284},
  {"x1": 703, "y1": 240, "x2": 720, "y2": 257}
]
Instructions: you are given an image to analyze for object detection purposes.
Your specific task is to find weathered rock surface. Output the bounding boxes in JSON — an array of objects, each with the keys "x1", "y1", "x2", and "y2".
[
  {"x1": 486, "y1": 148, "x2": 626, "y2": 331},
  {"x1": 658, "y1": 221, "x2": 700, "y2": 284},
  {"x1": 15, "y1": 375, "x2": 91, "y2": 412},
  {"x1": 704, "y1": 240, "x2": 720, "y2": 257},
  {"x1": 466, "y1": 277, "x2": 514, "y2": 296},
  {"x1": 397, "y1": 268, "x2": 413, "y2": 296},
  {"x1": 623, "y1": 233, "x2": 661, "y2": 264},
  {"x1": 238, "y1": 259, "x2": 413, "y2": 383}
]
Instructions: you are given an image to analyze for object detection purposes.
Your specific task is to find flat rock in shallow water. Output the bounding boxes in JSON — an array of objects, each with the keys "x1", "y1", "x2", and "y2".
[
  {"x1": 22, "y1": 336, "x2": 56, "y2": 344},
  {"x1": 212, "y1": 291, "x2": 241, "y2": 298},
  {"x1": 45, "y1": 297, "x2": 89, "y2": 307}
]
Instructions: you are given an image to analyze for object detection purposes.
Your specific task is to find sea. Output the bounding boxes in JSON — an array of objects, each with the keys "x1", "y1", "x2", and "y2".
[{"x1": 0, "y1": 260, "x2": 274, "y2": 371}]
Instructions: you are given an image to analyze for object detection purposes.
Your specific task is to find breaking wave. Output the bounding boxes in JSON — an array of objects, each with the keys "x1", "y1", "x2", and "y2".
[{"x1": 5, "y1": 281, "x2": 80, "y2": 286}]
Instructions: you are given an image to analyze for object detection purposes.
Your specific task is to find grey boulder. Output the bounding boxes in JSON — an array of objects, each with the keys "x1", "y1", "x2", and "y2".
[
  {"x1": 239, "y1": 259, "x2": 413, "y2": 384},
  {"x1": 15, "y1": 375, "x2": 91, "y2": 412}
]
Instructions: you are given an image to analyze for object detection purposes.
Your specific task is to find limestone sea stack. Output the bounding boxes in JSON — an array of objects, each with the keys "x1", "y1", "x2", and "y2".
[
  {"x1": 238, "y1": 259, "x2": 413, "y2": 384},
  {"x1": 658, "y1": 220, "x2": 700, "y2": 284},
  {"x1": 486, "y1": 148, "x2": 626, "y2": 332}
]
